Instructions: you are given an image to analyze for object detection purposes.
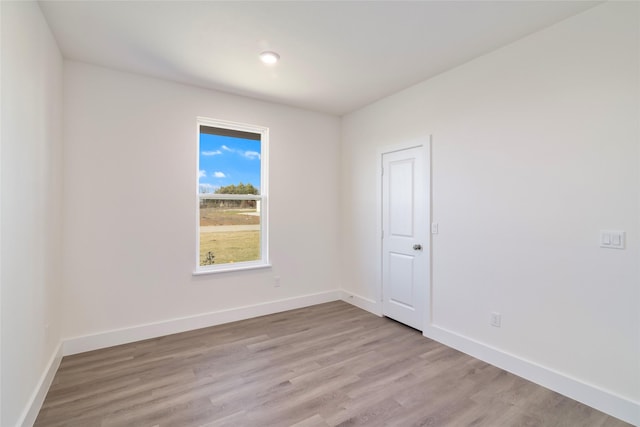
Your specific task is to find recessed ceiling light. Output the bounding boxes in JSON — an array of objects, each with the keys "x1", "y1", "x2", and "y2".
[{"x1": 259, "y1": 51, "x2": 280, "y2": 65}]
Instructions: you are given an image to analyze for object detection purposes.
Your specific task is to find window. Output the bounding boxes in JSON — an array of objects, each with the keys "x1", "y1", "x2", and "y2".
[{"x1": 195, "y1": 117, "x2": 269, "y2": 273}]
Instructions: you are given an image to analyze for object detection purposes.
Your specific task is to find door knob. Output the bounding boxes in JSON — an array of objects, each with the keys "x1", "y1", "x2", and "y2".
[{"x1": 413, "y1": 244, "x2": 423, "y2": 251}]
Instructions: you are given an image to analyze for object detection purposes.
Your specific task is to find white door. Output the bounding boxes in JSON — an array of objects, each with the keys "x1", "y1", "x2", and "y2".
[{"x1": 381, "y1": 144, "x2": 429, "y2": 330}]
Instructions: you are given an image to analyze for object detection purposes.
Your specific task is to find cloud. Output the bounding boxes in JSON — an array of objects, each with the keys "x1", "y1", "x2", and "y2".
[
  {"x1": 198, "y1": 170, "x2": 206, "y2": 179},
  {"x1": 201, "y1": 150, "x2": 222, "y2": 156},
  {"x1": 243, "y1": 151, "x2": 260, "y2": 160},
  {"x1": 215, "y1": 145, "x2": 260, "y2": 160},
  {"x1": 199, "y1": 183, "x2": 218, "y2": 193},
  {"x1": 213, "y1": 171, "x2": 226, "y2": 178}
]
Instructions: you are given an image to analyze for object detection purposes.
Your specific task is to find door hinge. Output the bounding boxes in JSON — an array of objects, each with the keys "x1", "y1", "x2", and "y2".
[
  {"x1": 381, "y1": 167, "x2": 384, "y2": 176},
  {"x1": 382, "y1": 230, "x2": 384, "y2": 239}
]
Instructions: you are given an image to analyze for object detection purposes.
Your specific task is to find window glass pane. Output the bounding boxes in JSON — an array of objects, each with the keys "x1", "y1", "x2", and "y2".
[
  {"x1": 199, "y1": 131, "x2": 261, "y2": 195},
  {"x1": 198, "y1": 125, "x2": 262, "y2": 268},
  {"x1": 199, "y1": 200, "x2": 261, "y2": 266}
]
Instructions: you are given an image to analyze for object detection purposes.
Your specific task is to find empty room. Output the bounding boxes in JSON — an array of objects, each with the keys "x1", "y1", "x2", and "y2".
[{"x1": 1, "y1": 1, "x2": 638, "y2": 426}]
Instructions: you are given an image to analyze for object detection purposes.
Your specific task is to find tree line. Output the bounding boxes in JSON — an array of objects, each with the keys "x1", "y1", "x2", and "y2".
[
  {"x1": 200, "y1": 182, "x2": 259, "y2": 209},
  {"x1": 215, "y1": 183, "x2": 259, "y2": 195}
]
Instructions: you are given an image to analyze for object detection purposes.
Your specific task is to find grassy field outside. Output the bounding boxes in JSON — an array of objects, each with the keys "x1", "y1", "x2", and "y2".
[
  {"x1": 200, "y1": 231, "x2": 260, "y2": 265},
  {"x1": 199, "y1": 207, "x2": 260, "y2": 265},
  {"x1": 200, "y1": 206, "x2": 260, "y2": 226}
]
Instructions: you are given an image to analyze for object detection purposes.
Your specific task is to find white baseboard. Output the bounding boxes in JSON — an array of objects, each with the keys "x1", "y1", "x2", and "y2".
[
  {"x1": 423, "y1": 324, "x2": 640, "y2": 426},
  {"x1": 18, "y1": 342, "x2": 63, "y2": 427},
  {"x1": 340, "y1": 290, "x2": 381, "y2": 316},
  {"x1": 63, "y1": 290, "x2": 341, "y2": 356}
]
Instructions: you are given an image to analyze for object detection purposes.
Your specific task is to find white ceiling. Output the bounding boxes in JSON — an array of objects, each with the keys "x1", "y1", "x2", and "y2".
[{"x1": 39, "y1": 1, "x2": 600, "y2": 115}]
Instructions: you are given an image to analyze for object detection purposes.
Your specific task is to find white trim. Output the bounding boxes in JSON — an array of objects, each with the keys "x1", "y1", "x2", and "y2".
[
  {"x1": 195, "y1": 117, "x2": 269, "y2": 274},
  {"x1": 197, "y1": 116, "x2": 268, "y2": 135},
  {"x1": 192, "y1": 263, "x2": 272, "y2": 275},
  {"x1": 376, "y1": 136, "x2": 432, "y2": 331},
  {"x1": 200, "y1": 194, "x2": 262, "y2": 200},
  {"x1": 423, "y1": 324, "x2": 640, "y2": 426},
  {"x1": 18, "y1": 343, "x2": 63, "y2": 427},
  {"x1": 62, "y1": 290, "x2": 341, "y2": 356},
  {"x1": 340, "y1": 291, "x2": 382, "y2": 316}
]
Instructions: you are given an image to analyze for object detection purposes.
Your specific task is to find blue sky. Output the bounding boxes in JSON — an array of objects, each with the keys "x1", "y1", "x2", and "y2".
[{"x1": 199, "y1": 133, "x2": 261, "y2": 193}]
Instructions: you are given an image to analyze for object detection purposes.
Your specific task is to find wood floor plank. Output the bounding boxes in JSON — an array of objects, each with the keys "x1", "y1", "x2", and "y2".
[{"x1": 34, "y1": 301, "x2": 631, "y2": 427}]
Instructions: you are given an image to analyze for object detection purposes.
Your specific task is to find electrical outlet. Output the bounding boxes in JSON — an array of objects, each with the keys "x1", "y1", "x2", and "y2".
[
  {"x1": 274, "y1": 276, "x2": 281, "y2": 287},
  {"x1": 490, "y1": 312, "x2": 501, "y2": 328}
]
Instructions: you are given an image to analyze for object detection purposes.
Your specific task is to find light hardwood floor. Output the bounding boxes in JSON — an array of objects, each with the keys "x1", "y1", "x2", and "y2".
[{"x1": 35, "y1": 301, "x2": 630, "y2": 427}]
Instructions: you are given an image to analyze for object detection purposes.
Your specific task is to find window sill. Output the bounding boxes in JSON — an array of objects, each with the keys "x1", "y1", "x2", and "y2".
[{"x1": 192, "y1": 263, "x2": 272, "y2": 276}]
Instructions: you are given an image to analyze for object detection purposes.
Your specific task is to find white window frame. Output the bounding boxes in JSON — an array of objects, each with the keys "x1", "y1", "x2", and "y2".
[{"x1": 194, "y1": 117, "x2": 270, "y2": 274}]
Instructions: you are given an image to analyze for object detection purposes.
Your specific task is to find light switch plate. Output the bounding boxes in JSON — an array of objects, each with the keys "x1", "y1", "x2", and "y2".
[{"x1": 600, "y1": 230, "x2": 625, "y2": 249}]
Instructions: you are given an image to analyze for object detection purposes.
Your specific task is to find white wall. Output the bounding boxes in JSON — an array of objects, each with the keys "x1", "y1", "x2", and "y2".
[
  {"x1": 341, "y1": 0, "x2": 639, "y2": 415},
  {"x1": 0, "y1": 2, "x2": 64, "y2": 426},
  {"x1": 62, "y1": 62, "x2": 341, "y2": 341}
]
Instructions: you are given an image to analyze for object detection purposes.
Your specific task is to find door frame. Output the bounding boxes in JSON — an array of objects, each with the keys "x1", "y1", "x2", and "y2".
[{"x1": 376, "y1": 136, "x2": 432, "y2": 331}]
